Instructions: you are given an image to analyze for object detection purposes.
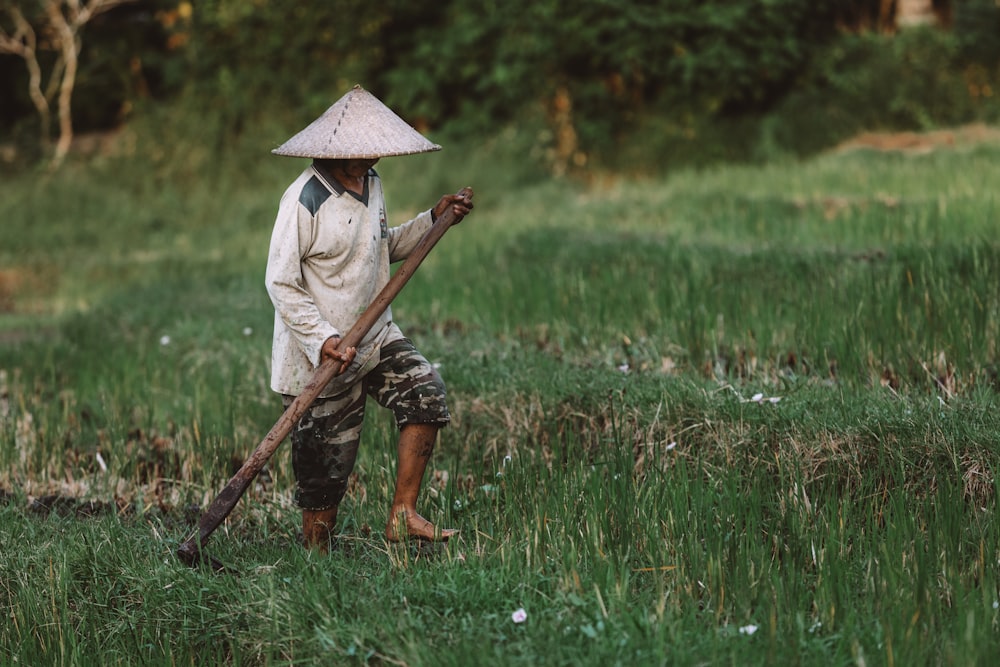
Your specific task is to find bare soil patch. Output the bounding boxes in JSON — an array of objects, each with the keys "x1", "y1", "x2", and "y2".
[
  {"x1": 834, "y1": 123, "x2": 1000, "y2": 154},
  {"x1": 0, "y1": 269, "x2": 23, "y2": 314}
]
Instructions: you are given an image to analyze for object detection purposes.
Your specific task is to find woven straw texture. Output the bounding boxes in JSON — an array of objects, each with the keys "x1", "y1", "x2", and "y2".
[{"x1": 272, "y1": 85, "x2": 441, "y2": 159}]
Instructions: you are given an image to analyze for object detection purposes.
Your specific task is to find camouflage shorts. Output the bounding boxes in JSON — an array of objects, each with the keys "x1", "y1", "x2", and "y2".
[{"x1": 282, "y1": 338, "x2": 449, "y2": 510}]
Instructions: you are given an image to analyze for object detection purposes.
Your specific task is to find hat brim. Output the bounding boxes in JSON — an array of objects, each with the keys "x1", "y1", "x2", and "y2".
[{"x1": 272, "y1": 85, "x2": 441, "y2": 159}]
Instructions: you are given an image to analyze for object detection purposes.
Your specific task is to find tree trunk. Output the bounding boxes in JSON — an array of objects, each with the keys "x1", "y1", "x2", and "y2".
[
  {"x1": 51, "y1": 38, "x2": 79, "y2": 169},
  {"x1": 896, "y1": 0, "x2": 937, "y2": 28},
  {"x1": 25, "y1": 46, "x2": 52, "y2": 147},
  {"x1": 0, "y1": 0, "x2": 138, "y2": 170},
  {"x1": 0, "y1": 8, "x2": 52, "y2": 147},
  {"x1": 45, "y1": 0, "x2": 80, "y2": 170}
]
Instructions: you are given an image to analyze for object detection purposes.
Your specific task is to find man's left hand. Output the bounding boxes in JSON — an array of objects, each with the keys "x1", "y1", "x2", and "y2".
[{"x1": 432, "y1": 191, "x2": 474, "y2": 223}]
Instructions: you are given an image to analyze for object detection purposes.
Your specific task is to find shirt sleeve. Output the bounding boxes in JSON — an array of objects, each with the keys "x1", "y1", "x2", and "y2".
[
  {"x1": 265, "y1": 192, "x2": 340, "y2": 367},
  {"x1": 387, "y1": 208, "x2": 435, "y2": 262}
]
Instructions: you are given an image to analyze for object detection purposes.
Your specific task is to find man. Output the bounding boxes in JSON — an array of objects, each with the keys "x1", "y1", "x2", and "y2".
[{"x1": 266, "y1": 85, "x2": 473, "y2": 552}]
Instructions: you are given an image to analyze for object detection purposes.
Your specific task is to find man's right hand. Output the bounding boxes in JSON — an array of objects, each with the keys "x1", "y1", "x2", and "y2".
[{"x1": 321, "y1": 335, "x2": 357, "y2": 374}]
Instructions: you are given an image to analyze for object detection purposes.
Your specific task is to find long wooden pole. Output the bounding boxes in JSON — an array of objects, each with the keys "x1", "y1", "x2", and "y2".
[{"x1": 177, "y1": 187, "x2": 473, "y2": 569}]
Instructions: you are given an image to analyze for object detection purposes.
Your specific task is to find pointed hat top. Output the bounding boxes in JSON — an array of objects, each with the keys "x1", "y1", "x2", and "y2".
[{"x1": 272, "y1": 85, "x2": 441, "y2": 159}]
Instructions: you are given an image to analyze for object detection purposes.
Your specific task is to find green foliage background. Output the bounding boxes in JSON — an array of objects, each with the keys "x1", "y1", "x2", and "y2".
[{"x1": 3, "y1": 0, "x2": 1000, "y2": 170}]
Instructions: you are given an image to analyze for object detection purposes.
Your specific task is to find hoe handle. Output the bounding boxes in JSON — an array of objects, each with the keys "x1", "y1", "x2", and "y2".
[{"x1": 177, "y1": 187, "x2": 474, "y2": 568}]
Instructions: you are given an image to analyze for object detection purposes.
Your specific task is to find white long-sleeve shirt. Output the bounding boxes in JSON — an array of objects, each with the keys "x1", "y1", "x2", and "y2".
[{"x1": 265, "y1": 164, "x2": 434, "y2": 397}]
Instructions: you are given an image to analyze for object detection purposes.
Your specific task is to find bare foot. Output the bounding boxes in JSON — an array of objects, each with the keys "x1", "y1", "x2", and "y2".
[{"x1": 385, "y1": 508, "x2": 458, "y2": 542}]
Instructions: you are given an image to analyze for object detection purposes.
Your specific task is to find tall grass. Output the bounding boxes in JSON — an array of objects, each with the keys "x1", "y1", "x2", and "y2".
[{"x1": 2, "y1": 129, "x2": 1000, "y2": 664}]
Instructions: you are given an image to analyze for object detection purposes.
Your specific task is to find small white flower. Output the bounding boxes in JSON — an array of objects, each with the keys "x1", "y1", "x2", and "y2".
[
  {"x1": 502, "y1": 455, "x2": 512, "y2": 468},
  {"x1": 159, "y1": 335, "x2": 171, "y2": 346},
  {"x1": 665, "y1": 441, "x2": 677, "y2": 451},
  {"x1": 993, "y1": 600, "x2": 999, "y2": 610},
  {"x1": 745, "y1": 392, "x2": 781, "y2": 404},
  {"x1": 453, "y1": 499, "x2": 463, "y2": 510},
  {"x1": 617, "y1": 363, "x2": 630, "y2": 373},
  {"x1": 511, "y1": 608, "x2": 527, "y2": 623},
  {"x1": 242, "y1": 327, "x2": 253, "y2": 336},
  {"x1": 738, "y1": 624, "x2": 758, "y2": 636}
]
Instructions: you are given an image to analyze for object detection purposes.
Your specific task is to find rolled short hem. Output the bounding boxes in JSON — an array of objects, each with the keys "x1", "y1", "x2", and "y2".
[
  {"x1": 397, "y1": 413, "x2": 451, "y2": 430},
  {"x1": 296, "y1": 502, "x2": 338, "y2": 511},
  {"x1": 294, "y1": 490, "x2": 343, "y2": 511}
]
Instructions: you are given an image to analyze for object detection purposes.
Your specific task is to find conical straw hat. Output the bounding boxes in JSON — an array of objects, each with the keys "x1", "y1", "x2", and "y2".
[{"x1": 272, "y1": 85, "x2": 441, "y2": 159}]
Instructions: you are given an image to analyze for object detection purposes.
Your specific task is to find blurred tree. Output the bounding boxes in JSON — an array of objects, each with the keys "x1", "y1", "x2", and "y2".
[
  {"x1": 163, "y1": 0, "x2": 378, "y2": 146},
  {"x1": 834, "y1": 0, "x2": 953, "y2": 32},
  {"x1": 362, "y1": 0, "x2": 844, "y2": 170},
  {"x1": 0, "y1": 0, "x2": 138, "y2": 169},
  {"x1": 3, "y1": 0, "x2": 994, "y2": 171},
  {"x1": 953, "y1": 0, "x2": 1000, "y2": 65},
  {"x1": 0, "y1": 3, "x2": 52, "y2": 146}
]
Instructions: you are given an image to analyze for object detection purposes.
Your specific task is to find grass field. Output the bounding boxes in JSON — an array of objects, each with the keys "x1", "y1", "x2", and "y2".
[{"x1": 2, "y1": 128, "x2": 1000, "y2": 665}]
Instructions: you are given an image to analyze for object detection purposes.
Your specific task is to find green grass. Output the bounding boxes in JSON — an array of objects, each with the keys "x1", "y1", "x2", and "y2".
[{"x1": 2, "y1": 129, "x2": 1000, "y2": 665}]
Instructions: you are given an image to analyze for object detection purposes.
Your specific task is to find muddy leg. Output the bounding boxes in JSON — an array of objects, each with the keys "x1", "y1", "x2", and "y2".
[
  {"x1": 385, "y1": 423, "x2": 457, "y2": 542},
  {"x1": 302, "y1": 506, "x2": 339, "y2": 554}
]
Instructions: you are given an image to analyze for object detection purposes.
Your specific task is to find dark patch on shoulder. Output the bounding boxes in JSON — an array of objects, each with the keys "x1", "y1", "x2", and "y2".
[{"x1": 299, "y1": 175, "x2": 332, "y2": 216}]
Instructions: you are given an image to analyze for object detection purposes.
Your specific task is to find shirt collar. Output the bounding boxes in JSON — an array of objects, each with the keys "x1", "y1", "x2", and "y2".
[{"x1": 312, "y1": 162, "x2": 372, "y2": 206}]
